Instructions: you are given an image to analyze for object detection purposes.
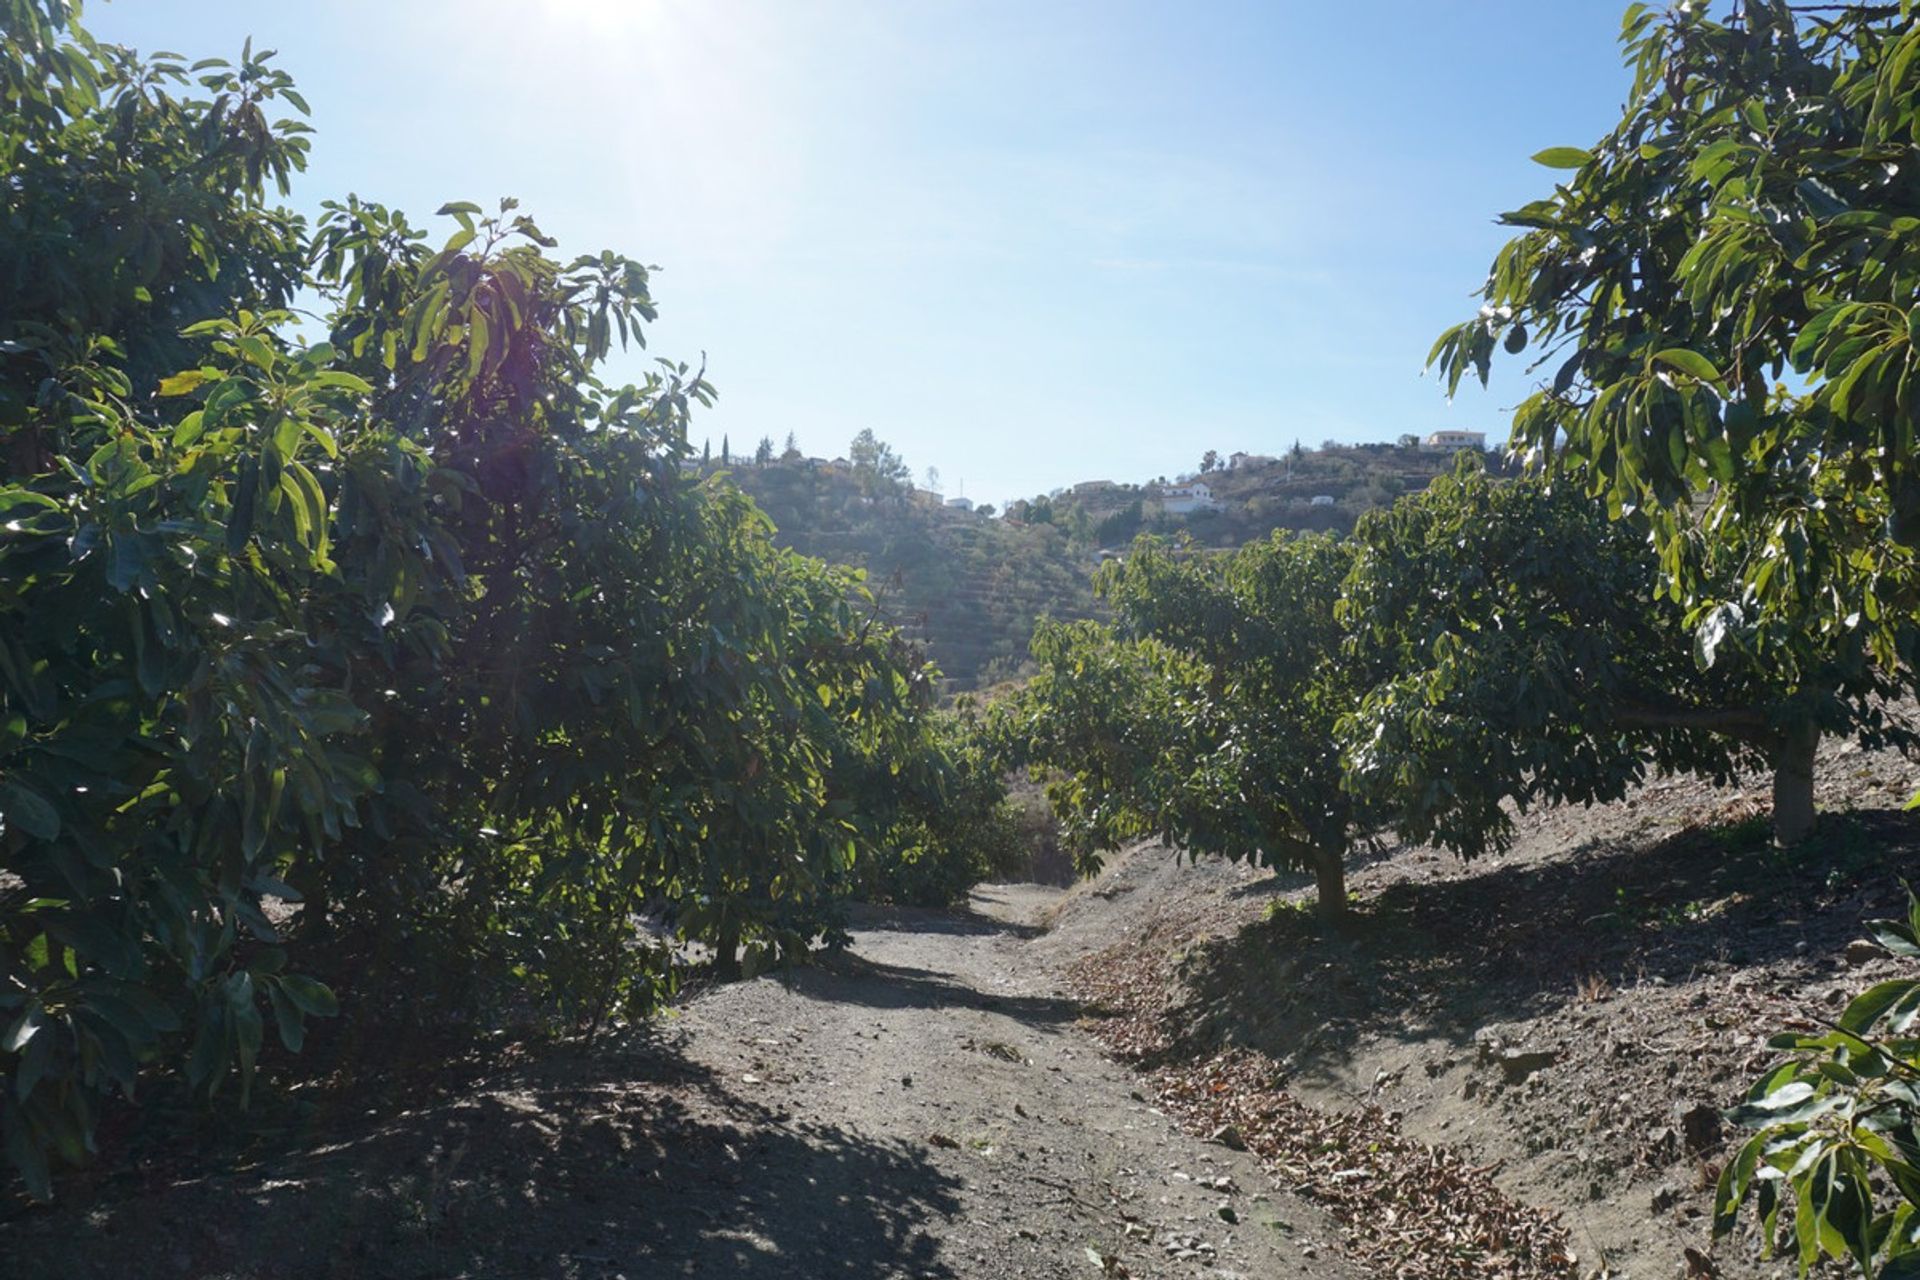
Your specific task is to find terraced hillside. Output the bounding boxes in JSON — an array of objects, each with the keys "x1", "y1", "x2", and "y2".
[
  {"x1": 1021, "y1": 441, "x2": 1516, "y2": 549},
  {"x1": 725, "y1": 461, "x2": 1104, "y2": 690},
  {"x1": 717, "y1": 441, "x2": 1510, "y2": 690}
]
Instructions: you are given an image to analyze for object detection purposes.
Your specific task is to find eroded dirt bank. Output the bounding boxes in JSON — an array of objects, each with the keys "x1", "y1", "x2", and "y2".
[{"x1": 1045, "y1": 739, "x2": 1920, "y2": 1280}]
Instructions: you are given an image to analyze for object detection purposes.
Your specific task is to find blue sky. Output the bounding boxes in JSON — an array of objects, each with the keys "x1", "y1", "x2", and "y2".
[{"x1": 88, "y1": 0, "x2": 1636, "y2": 509}]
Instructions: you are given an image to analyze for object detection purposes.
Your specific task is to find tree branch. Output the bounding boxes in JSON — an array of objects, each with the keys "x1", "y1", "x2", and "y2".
[{"x1": 1613, "y1": 702, "x2": 1775, "y2": 745}]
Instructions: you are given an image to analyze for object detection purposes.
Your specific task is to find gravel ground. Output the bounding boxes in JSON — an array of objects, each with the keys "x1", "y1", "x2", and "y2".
[
  {"x1": 658, "y1": 884, "x2": 1359, "y2": 1278},
  {"x1": 3, "y1": 884, "x2": 1357, "y2": 1280}
]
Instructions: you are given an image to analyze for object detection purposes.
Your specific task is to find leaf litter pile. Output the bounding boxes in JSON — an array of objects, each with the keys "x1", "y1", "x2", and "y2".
[{"x1": 1070, "y1": 936, "x2": 1578, "y2": 1280}]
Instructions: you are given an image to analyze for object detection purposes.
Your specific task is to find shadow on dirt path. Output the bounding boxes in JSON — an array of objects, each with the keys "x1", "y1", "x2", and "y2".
[
  {"x1": 794, "y1": 953, "x2": 1084, "y2": 1020},
  {"x1": 2, "y1": 883, "x2": 1360, "y2": 1279},
  {"x1": 5, "y1": 1032, "x2": 967, "y2": 1280},
  {"x1": 659, "y1": 884, "x2": 1360, "y2": 1279}
]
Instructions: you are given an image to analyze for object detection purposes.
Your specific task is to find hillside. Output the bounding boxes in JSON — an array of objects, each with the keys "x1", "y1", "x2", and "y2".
[
  {"x1": 1007, "y1": 439, "x2": 1512, "y2": 550},
  {"x1": 713, "y1": 435, "x2": 1502, "y2": 689},
  {"x1": 721, "y1": 456, "x2": 1105, "y2": 690}
]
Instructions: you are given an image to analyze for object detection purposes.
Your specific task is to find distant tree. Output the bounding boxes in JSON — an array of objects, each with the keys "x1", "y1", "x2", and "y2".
[
  {"x1": 1095, "y1": 499, "x2": 1144, "y2": 548},
  {"x1": 999, "y1": 532, "x2": 1364, "y2": 921},
  {"x1": 1339, "y1": 462, "x2": 1918, "y2": 849},
  {"x1": 849, "y1": 428, "x2": 910, "y2": 488},
  {"x1": 925, "y1": 466, "x2": 942, "y2": 495},
  {"x1": 1201, "y1": 450, "x2": 1219, "y2": 473},
  {"x1": 755, "y1": 435, "x2": 774, "y2": 465},
  {"x1": 975, "y1": 503, "x2": 995, "y2": 518},
  {"x1": 702, "y1": 438, "x2": 711, "y2": 466},
  {"x1": 1291, "y1": 439, "x2": 1303, "y2": 460},
  {"x1": 721, "y1": 434, "x2": 730, "y2": 465},
  {"x1": 783, "y1": 430, "x2": 801, "y2": 460}
]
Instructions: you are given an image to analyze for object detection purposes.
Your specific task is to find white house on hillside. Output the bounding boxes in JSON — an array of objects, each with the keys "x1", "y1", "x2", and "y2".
[
  {"x1": 1227, "y1": 452, "x2": 1275, "y2": 470},
  {"x1": 1424, "y1": 430, "x2": 1487, "y2": 452},
  {"x1": 946, "y1": 495, "x2": 975, "y2": 512},
  {"x1": 1160, "y1": 480, "x2": 1220, "y2": 515}
]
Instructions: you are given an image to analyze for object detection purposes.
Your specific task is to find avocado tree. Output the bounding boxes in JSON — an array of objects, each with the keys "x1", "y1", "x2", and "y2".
[
  {"x1": 0, "y1": 2, "x2": 367, "y2": 1197},
  {"x1": 843, "y1": 703, "x2": 1025, "y2": 910},
  {"x1": 1428, "y1": 1, "x2": 1920, "y2": 760},
  {"x1": 0, "y1": 4, "x2": 983, "y2": 1197},
  {"x1": 1339, "y1": 463, "x2": 1918, "y2": 850},
  {"x1": 998, "y1": 531, "x2": 1363, "y2": 921}
]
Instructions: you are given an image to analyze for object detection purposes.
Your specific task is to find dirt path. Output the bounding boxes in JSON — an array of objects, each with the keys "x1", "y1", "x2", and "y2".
[
  {"x1": 5, "y1": 883, "x2": 1355, "y2": 1279},
  {"x1": 656, "y1": 884, "x2": 1356, "y2": 1278}
]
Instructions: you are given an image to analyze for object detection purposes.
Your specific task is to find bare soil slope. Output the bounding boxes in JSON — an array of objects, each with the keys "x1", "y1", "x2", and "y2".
[{"x1": 1048, "y1": 740, "x2": 1920, "y2": 1280}]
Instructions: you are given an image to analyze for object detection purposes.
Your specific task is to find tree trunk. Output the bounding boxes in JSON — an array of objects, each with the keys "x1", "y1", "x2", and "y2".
[
  {"x1": 1312, "y1": 849, "x2": 1347, "y2": 926},
  {"x1": 1771, "y1": 721, "x2": 1819, "y2": 847}
]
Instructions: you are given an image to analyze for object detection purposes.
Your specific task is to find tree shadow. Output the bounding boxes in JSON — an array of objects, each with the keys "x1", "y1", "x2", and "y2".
[
  {"x1": 1123, "y1": 808, "x2": 1920, "y2": 1082},
  {"x1": 5, "y1": 1033, "x2": 965, "y2": 1279},
  {"x1": 1224, "y1": 835, "x2": 1404, "y2": 901},
  {"x1": 846, "y1": 899, "x2": 1047, "y2": 941},
  {"x1": 795, "y1": 953, "x2": 1082, "y2": 1025}
]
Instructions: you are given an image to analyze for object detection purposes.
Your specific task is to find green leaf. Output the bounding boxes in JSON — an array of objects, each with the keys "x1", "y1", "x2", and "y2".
[
  {"x1": 3, "y1": 1008, "x2": 44, "y2": 1053},
  {"x1": 15, "y1": 1022, "x2": 52, "y2": 1100},
  {"x1": 1866, "y1": 920, "x2": 1920, "y2": 959},
  {"x1": 309, "y1": 370, "x2": 373, "y2": 394},
  {"x1": 466, "y1": 307, "x2": 490, "y2": 381},
  {"x1": 1531, "y1": 146, "x2": 1592, "y2": 169},
  {"x1": 268, "y1": 986, "x2": 305, "y2": 1053},
  {"x1": 172, "y1": 410, "x2": 207, "y2": 448},
  {"x1": 236, "y1": 335, "x2": 275, "y2": 369},
  {"x1": 1654, "y1": 348, "x2": 1725, "y2": 388},
  {"x1": 226, "y1": 457, "x2": 258, "y2": 553},
  {"x1": 0, "y1": 781, "x2": 60, "y2": 841},
  {"x1": 156, "y1": 369, "x2": 213, "y2": 397},
  {"x1": 1693, "y1": 603, "x2": 1737, "y2": 671},
  {"x1": 6, "y1": 1115, "x2": 52, "y2": 1201},
  {"x1": 275, "y1": 975, "x2": 338, "y2": 1018},
  {"x1": 1840, "y1": 979, "x2": 1918, "y2": 1033}
]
